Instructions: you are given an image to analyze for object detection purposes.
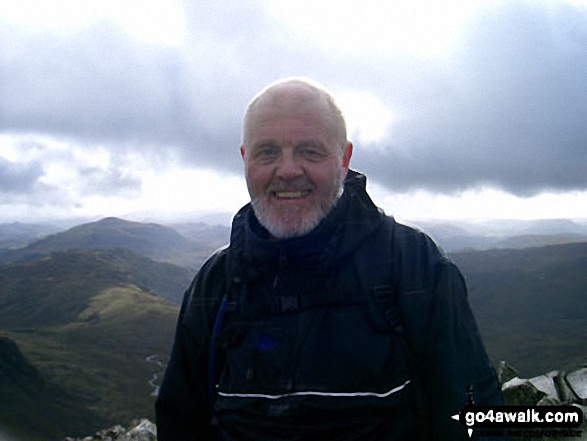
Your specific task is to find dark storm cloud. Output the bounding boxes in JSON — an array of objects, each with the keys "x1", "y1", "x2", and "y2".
[
  {"x1": 1, "y1": 1, "x2": 586, "y2": 196},
  {"x1": 351, "y1": 2, "x2": 587, "y2": 195},
  {"x1": 0, "y1": 22, "x2": 197, "y2": 145},
  {"x1": 0, "y1": 6, "x2": 270, "y2": 173}
]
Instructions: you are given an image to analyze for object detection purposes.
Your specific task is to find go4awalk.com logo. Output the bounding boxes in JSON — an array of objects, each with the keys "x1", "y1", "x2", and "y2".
[{"x1": 452, "y1": 404, "x2": 584, "y2": 438}]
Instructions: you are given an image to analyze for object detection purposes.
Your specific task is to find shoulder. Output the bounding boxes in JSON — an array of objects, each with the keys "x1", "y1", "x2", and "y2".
[
  {"x1": 189, "y1": 247, "x2": 229, "y2": 293},
  {"x1": 180, "y1": 247, "x2": 229, "y2": 330},
  {"x1": 384, "y1": 218, "x2": 458, "y2": 291},
  {"x1": 389, "y1": 218, "x2": 445, "y2": 263}
]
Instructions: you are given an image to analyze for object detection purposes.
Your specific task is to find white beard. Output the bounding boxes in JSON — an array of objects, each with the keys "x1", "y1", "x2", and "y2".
[{"x1": 251, "y1": 168, "x2": 345, "y2": 239}]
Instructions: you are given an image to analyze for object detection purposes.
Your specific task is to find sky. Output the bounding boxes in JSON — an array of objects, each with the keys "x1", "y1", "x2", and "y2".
[{"x1": 1, "y1": 0, "x2": 587, "y2": 225}]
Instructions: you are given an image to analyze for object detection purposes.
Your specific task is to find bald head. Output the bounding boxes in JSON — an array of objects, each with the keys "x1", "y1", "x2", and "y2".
[{"x1": 242, "y1": 78, "x2": 348, "y2": 151}]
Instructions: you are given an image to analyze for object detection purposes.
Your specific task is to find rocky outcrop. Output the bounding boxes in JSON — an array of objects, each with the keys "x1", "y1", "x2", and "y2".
[
  {"x1": 64, "y1": 419, "x2": 156, "y2": 441},
  {"x1": 500, "y1": 362, "x2": 587, "y2": 440},
  {"x1": 501, "y1": 363, "x2": 587, "y2": 407}
]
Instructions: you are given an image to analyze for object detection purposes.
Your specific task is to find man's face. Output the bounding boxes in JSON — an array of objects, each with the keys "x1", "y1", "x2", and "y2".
[{"x1": 241, "y1": 94, "x2": 352, "y2": 239}]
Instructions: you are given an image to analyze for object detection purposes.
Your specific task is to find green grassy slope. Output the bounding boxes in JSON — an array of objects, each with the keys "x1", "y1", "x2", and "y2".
[
  {"x1": 0, "y1": 248, "x2": 190, "y2": 330},
  {"x1": 7, "y1": 285, "x2": 179, "y2": 430},
  {"x1": 0, "y1": 249, "x2": 187, "y2": 440}
]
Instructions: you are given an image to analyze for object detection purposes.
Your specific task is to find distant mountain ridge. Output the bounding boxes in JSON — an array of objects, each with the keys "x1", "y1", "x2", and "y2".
[
  {"x1": 2, "y1": 217, "x2": 586, "y2": 260},
  {"x1": 0, "y1": 217, "x2": 228, "y2": 270},
  {"x1": 0, "y1": 218, "x2": 208, "y2": 439},
  {"x1": 420, "y1": 218, "x2": 587, "y2": 252}
]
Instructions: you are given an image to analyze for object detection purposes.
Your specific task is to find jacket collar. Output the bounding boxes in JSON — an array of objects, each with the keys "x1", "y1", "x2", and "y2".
[{"x1": 228, "y1": 170, "x2": 385, "y2": 277}]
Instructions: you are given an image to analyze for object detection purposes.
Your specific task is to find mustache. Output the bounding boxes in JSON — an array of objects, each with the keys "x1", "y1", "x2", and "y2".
[{"x1": 265, "y1": 178, "x2": 316, "y2": 193}]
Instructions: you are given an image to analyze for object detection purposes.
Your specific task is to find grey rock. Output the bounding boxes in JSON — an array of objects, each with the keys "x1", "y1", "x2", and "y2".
[
  {"x1": 501, "y1": 377, "x2": 547, "y2": 406},
  {"x1": 497, "y1": 360, "x2": 518, "y2": 384},
  {"x1": 501, "y1": 364, "x2": 587, "y2": 440},
  {"x1": 64, "y1": 419, "x2": 156, "y2": 441},
  {"x1": 567, "y1": 367, "x2": 587, "y2": 403}
]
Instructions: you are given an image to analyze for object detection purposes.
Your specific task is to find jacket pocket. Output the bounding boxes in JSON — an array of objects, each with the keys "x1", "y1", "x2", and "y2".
[{"x1": 217, "y1": 320, "x2": 289, "y2": 395}]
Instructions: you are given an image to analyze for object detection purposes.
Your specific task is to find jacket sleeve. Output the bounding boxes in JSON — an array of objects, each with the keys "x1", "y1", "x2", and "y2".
[
  {"x1": 155, "y1": 252, "x2": 226, "y2": 441},
  {"x1": 396, "y1": 228, "x2": 504, "y2": 440},
  {"x1": 425, "y1": 259, "x2": 504, "y2": 439}
]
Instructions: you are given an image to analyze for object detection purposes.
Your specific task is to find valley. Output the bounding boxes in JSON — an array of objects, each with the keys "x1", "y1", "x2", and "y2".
[{"x1": 0, "y1": 217, "x2": 585, "y2": 439}]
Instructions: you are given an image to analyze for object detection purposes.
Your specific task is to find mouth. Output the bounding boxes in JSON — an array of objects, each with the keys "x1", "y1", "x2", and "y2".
[{"x1": 273, "y1": 190, "x2": 311, "y2": 199}]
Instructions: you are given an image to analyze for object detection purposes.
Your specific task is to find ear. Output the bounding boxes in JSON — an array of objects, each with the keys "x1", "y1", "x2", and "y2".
[
  {"x1": 342, "y1": 142, "x2": 353, "y2": 171},
  {"x1": 240, "y1": 145, "x2": 246, "y2": 161}
]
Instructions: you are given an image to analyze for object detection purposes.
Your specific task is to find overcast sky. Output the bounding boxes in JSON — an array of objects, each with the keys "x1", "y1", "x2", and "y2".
[{"x1": 1, "y1": 0, "x2": 587, "y2": 225}]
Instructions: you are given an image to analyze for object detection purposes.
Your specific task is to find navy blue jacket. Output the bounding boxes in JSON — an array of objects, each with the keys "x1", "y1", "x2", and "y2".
[{"x1": 155, "y1": 171, "x2": 503, "y2": 440}]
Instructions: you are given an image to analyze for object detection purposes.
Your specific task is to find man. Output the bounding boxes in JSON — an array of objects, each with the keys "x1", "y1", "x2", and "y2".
[{"x1": 155, "y1": 78, "x2": 503, "y2": 440}]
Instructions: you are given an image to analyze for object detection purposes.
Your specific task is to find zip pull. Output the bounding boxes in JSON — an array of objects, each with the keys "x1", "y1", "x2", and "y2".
[{"x1": 272, "y1": 247, "x2": 288, "y2": 289}]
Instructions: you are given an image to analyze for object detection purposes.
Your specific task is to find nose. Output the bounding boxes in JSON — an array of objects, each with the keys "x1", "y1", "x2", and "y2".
[{"x1": 275, "y1": 150, "x2": 303, "y2": 180}]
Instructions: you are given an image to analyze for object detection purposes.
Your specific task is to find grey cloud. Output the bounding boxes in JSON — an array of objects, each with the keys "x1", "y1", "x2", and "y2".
[
  {"x1": 0, "y1": 156, "x2": 66, "y2": 207},
  {"x1": 0, "y1": 22, "x2": 193, "y2": 145},
  {"x1": 0, "y1": 8, "x2": 268, "y2": 173},
  {"x1": 78, "y1": 166, "x2": 142, "y2": 197},
  {"x1": 350, "y1": 2, "x2": 587, "y2": 196},
  {"x1": 1, "y1": 1, "x2": 587, "y2": 197},
  {"x1": 0, "y1": 157, "x2": 44, "y2": 194}
]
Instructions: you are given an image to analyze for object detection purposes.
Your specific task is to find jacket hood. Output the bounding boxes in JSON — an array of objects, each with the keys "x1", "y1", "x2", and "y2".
[{"x1": 228, "y1": 170, "x2": 386, "y2": 279}]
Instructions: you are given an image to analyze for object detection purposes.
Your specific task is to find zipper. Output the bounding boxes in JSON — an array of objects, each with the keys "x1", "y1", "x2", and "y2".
[{"x1": 272, "y1": 246, "x2": 288, "y2": 292}]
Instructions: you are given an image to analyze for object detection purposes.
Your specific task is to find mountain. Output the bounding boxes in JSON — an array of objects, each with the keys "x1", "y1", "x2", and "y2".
[
  {"x1": 418, "y1": 219, "x2": 587, "y2": 252},
  {"x1": 2, "y1": 217, "x2": 586, "y2": 438},
  {"x1": 0, "y1": 248, "x2": 187, "y2": 440},
  {"x1": 0, "y1": 218, "x2": 219, "y2": 439},
  {"x1": 0, "y1": 217, "x2": 224, "y2": 270},
  {"x1": 0, "y1": 248, "x2": 191, "y2": 321},
  {"x1": 452, "y1": 242, "x2": 587, "y2": 376}
]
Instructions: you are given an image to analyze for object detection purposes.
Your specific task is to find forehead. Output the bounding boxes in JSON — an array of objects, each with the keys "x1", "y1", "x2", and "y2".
[
  {"x1": 245, "y1": 87, "x2": 335, "y2": 144},
  {"x1": 250, "y1": 106, "x2": 330, "y2": 141}
]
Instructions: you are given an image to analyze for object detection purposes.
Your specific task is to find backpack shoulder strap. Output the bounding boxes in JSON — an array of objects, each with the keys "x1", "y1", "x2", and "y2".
[
  {"x1": 355, "y1": 215, "x2": 405, "y2": 335},
  {"x1": 207, "y1": 292, "x2": 229, "y2": 400},
  {"x1": 355, "y1": 215, "x2": 431, "y2": 430},
  {"x1": 207, "y1": 249, "x2": 242, "y2": 402}
]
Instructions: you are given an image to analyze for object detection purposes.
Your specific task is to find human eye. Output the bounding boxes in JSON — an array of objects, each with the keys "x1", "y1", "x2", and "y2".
[
  {"x1": 298, "y1": 143, "x2": 327, "y2": 161},
  {"x1": 253, "y1": 144, "x2": 280, "y2": 162}
]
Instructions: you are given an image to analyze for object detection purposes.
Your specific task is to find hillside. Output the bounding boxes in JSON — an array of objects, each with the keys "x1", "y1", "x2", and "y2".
[
  {"x1": 0, "y1": 335, "x2": 107, "y2": 440},
  {"x1": 0, "y1": 248, "x2": 191, "y2": 322},
  {"x1": 452, "y1": 242, "x2": 587, "y2": 376},
  {"x1": 0, "y1": 217, "x2": 223, "y2": 270},
  {"x1": 0, "y1": 249, "x2": 187, "y2": 440},
  {"x1": 1, "y1": 219, "x2": 586, "y2": 438}
]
